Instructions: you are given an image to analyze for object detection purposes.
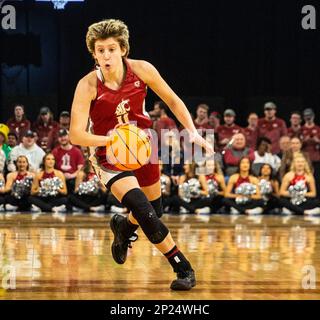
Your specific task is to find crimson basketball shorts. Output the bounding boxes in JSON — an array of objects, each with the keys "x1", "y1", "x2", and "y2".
[{"x1": 91, "y1": 160, "x2": 160, "y2": 189}]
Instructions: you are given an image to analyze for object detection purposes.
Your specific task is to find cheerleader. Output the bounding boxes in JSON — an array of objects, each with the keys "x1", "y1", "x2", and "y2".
[
  {"x1": 258, "y1": 163, "x2": 280, "y2": 214},
  {"x1": 3, "y1": 155, "x2": 34, "y2": 211},
  {"x1": 28, "y1": 153, "x2": 69, "y2": 213},
  {"x1": 173, "y1": 162, "x2": 210, "y2": 213},
  {"x1": 195, "y1": 160, "x2": 226, "y2": 214},
  {"x1": 279, "y1": 154, "x2": 320, "y2": 215},
  {"x1": 223, "y1": 157, "x2": 264, "y2": 214},
  {"x1": 69, "y1": 159, "x2": 106, "y2": 213}
]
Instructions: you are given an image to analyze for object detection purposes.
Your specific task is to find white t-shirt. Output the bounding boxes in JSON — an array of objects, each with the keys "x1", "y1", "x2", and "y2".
[
  {"x1": 253, "y1": 151, "x2": 281, "y2": 171},
  {"x1": 8, "y1": 143, "x2": 46, "y2": 172}
]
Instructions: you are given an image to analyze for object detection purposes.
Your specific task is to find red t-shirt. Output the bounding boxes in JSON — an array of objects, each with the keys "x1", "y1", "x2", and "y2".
[
  {"x1": 7, "y1": 118, "x2": 31, "y2": 141},
  {"x1": 288, "y1": 127, "x2": 302, "y2": 139},
  {"x1": 154, "y1": 116, "x2": 177, "y2": 141},
  {"x1": 301, "y1": 124, "x2": 320, "y2": 162},
  {"x1": 33, "y1": 120, "x2": 60, "y2": 151},
  {"x1": 216, "y1": 124, "x2": 243, "y2": 151},
  {"x1": 243, "y1": 127, "x2": 258, "y2": 149},
  {"x1": 194, "y1": 119, "x2": 213, "y2": 130},
  {"x1": 257, "y1": 117, "x2": 287, "y2": 154},
  {"x1": 52, "y1": 145, "x2": 85, "y2": 174}
]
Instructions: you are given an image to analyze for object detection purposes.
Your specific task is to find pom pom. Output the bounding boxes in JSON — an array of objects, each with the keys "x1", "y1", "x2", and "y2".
[{"x1": 235, "y1": 182, "x2": 257, "y2": 204}]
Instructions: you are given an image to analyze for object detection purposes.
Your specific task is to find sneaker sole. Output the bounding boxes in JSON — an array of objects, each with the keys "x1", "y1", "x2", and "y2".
[
  {"x1": 170, "y1": 278, "x2": 196, "y2": 291},
  {"x1": 110, "y1": 215, "x2": 126, "y2": 265}
]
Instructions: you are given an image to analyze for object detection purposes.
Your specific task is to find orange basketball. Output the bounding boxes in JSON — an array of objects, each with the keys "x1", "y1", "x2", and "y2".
[{"x1": 105, "y1": 124, "x2": 152, "y2": 171}]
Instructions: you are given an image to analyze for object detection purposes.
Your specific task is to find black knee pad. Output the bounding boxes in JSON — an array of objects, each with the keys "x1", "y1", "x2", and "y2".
[
  {"x1": 121, "y1": 188, "x2": 169, "y2": 244},
  {"x1": 150, "y1": 197, "x2": 163, "y2": 218}
]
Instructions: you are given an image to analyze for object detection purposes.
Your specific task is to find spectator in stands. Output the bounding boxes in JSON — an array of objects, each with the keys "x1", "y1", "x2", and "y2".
[
  {"x1": 52, "y1": 129, "x2": 85, "y2": 193},
  {"x1": 301, "y1": 108, "x2": 320, "y2": 195},
  {"x1": 68, "y1": 159, "x2": 106, "y2": 213},
  {"x1": 244, "y1": 112, "x2": 258, "y2": 149},
  {"x1": 258, "y1": 163, "x2": 280, "y2": 214},
  {"x1": 3, "y1": 155, "x2": 34, "y2": 211},
  {"x1": 279, "y1": 154, "x2": 320, "y2": 215},
  {"x1": 279, "y1": 137, "x2": 312, "y2": 180},
  {"x1": 154, "y1": 101, "x2": 177, "y2": 144},
  {"x1": 252, "y1": 137, "x2": 281, "y2": 176},
  {"x1": 223, "y1": 133, "x2": 254, "y2": 177},
  {"x1": 257, "y1": 102, "x2": 287, "y2": 154},
  {"x1": 7, "y1": 132, "x2": 18, "y2": 148},
  {"x1": 0, "y1": 123, "x2": 11, "y2": 159},
  {"x1": 8, "y1": 130, "x2": 45, "y2": 173},
  {"x1": 216, "y1": 109, "x2": 243, "y2": 152},
  {"x1": 29, "y1": 153, "x2": 68, "y2": 213},
  {"x1": 59, "y1": 111, "x2": 71, "y2": 130},
  {"x1": 208, "y1": 111, "x2": 221, "y2": 130},
  {"x1": 32, "y1": 106, "x2": 59, "y2": 152},
  {"x1": 223, "y1": 157, "x2": 264, "y2": 215},
  {"x1": 278, "y1": 135, "x2": 291, "y2": 159},
  {"x1": 148, "y1": 101, "x2": 162, "y2": 122},
  {"x1": 288, "y1": 111, "x2": 302, "y2": 139},
  {"x1": 6, "y1": 104, "x2": 31, "y2": 142},
  {"x1": 194, "y1": 104, "x2": 211, "y2": 129}
]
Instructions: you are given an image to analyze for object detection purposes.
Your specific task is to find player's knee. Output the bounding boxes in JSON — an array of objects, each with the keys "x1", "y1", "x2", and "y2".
[
  {"x1": 150, "y1": 197, "x2": 163, "y2": 218},
  {"x1": 121, "y1": 188, "x2": 168, "y2": 244}
]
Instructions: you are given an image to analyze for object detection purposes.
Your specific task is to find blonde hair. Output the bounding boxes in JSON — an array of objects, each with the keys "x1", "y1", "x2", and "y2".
[
  {"x1": 86, "y1": 19, "x2": 130, "y2": 58},
  {"x1": 290, "y1": 153, "x2": 312, "y2": 175}
]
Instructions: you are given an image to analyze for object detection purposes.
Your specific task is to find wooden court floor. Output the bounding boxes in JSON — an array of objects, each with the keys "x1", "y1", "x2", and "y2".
[{"x1": 0, "y1": 213, "x2": 320, "y2": 300}]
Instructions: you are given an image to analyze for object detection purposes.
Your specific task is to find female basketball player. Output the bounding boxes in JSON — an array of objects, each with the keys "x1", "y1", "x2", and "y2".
[{"x1": 69, "y1": 19, "x2": 213, "y2": 290}]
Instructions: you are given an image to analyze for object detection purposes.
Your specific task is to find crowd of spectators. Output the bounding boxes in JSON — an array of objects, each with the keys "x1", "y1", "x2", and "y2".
[{"x1": 0, "y1": 101, "x2": 320, "y2": 216}]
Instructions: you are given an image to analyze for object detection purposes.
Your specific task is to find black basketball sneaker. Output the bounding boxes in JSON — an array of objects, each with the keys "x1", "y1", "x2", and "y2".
[
  {"x1": 170, "y1": 269, "x2": 196, "y2": 291},
  {"x1": 110, "y1": 214, "x2": 138, "y2": 264}
]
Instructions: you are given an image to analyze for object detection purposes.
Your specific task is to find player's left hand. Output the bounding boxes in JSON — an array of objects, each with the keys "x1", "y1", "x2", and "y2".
[{"x1": 188, "y1": 130, "x2": 214, "y2": 156}]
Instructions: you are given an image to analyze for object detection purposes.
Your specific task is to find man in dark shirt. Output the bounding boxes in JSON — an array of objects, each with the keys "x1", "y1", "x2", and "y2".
[
  {"x1": 288, "y1": 111, "x2": 302, "y2": 139},
  {"x1": 243, "y1": 112, "x2": 258, "y2": 149},
  {"x1": 32, "y1": 106, "x2": 59, "y2": 152},
  {"x1": 154, "y1": 102, "x2": 177, "y2": 145},
  {"x1": 193, "y1": 104, "x2": 212, "y2": 130},
  {"x1": 257, "y1": 102, "x2": 287, "y2": 154},
  {"x1": 52, "y1": 129, "x2": 85, "y2": 193},
  {"x1": 216, "y1": 109, "x2": 243, "y2": 152},
  {"x1": 7, "y1": 104, "x2": 31, "y2": 142},
  {"x1": 223, "y1": 133, "x2": 255, "y2": 177}
]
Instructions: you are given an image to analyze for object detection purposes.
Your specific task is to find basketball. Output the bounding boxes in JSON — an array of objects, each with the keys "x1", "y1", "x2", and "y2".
[{"x1": 105, "y1": 124, "x2": 152, "y2": 171}]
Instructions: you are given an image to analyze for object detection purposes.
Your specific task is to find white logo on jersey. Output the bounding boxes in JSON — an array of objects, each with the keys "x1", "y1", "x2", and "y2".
[
  {"x1": 115, "y1": 99, "x2": 131, "y2": 124},
  {"x1": 61, "y1": 153, "x2": 72, "y2": 171},
  {"x1": 134, "y1": 81, "x2": 140, "y2": 88}
]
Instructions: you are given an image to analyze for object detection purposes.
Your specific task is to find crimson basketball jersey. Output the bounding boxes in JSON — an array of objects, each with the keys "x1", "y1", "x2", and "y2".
[{"x1": 89, "y1": 59, "x2": 153, "y2": 171}]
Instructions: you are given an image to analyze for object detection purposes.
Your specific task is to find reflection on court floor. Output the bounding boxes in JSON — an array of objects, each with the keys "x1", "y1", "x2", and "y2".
[{"x1": 0, "y1": 213, "x2": 320, "y2": 299}]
